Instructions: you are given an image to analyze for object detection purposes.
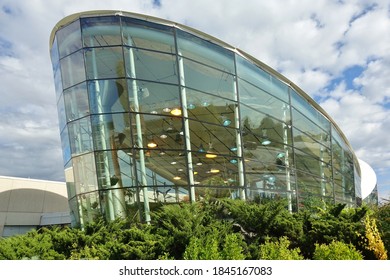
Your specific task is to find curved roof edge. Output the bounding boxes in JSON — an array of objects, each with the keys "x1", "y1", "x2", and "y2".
[
  {"x1": 50, "y1": 10, "x2": 359, "y2": 174},
  {"x1": 358, "y1": 159, "x2": 377, "y2": 199}
]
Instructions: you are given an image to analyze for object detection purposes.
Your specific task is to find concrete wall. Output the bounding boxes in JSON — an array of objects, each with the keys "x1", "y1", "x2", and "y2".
[{"x1": 0, "y1": 176, "x2": 70, "y2": 237}]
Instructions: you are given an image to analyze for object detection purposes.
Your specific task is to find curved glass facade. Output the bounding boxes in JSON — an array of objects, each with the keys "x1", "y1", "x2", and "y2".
[{"x1": 50, "y1": 11, "x2": 362, "y2": 226}]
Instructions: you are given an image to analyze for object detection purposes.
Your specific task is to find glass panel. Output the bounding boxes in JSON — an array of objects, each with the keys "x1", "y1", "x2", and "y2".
[
  {"x1": 240, "y1": 104, "x2": 292, "y2": 148},
  {"x1": 65, "y1": 160, "x2": 75, "y2": 199},
  {"x1": 50, "y1": 37, "x2": 63, "y2": 102},
  {"x1": 177, "y1": 29, "x2": 235, "y2": 74},
  {"x1": 293, "y1": 128, "x2": 331, "y2": 160},
  {"x1": 294, "y1": 149, "x2": 332, "y2": 182},
  {"x1": 60, "y1": 50, "x2": 86, "y2": 89},
  {"x1": 296, "y1": 171, "x2": 333, "y2": 198},
  {"x1": 81, "y1": 16, "x2": 122, "y2": 47},
  {"x1": 186, "y1": 89, "x2": 237, "y2": 127},
  {"x1": 68, "y1": 117, "x2": 93, "y2": 156},
  {"x1": 238, "y1": 78, "x2": 290, "y2": 122},
  {"x1": 236, "y1": 55, "x2": 289, "y2": 102},
  {"x1": 131, "y1": 113, "x2": 185, "y2": 151},
  {"x1": 193, "y1": 154, "x2": 239, "y2": 186},
  {"x1": 292, "y1": 108, "x2": 330, "y2": 145},
  {"x1": 195, "y1": 187, "x2": 240, "y2": 200},
  {"x1": 91, "y1": 113, "x2": 131, "y2": 151},
  {"x1": 183, "y1": 58, "x2": 235, "y2": 99},
  {"x1": 127, "y1": 80, "x2": 181, "y2": 116},
  {"x1": 57, "y1": 94, "x2": 66, "y2": 132},
  {"x1": 133, "y1": 148, "x2": 189, "y2": 186},
  {"x1": 60, "y1": 127, "x2": 71, "y2": 165},
  {"x1": 122, "y1": 17, "x2": 176, "y2": 53},
  {"x1": 124, "y1": 47, "x2": 178, "y2": 84},
  {"x1": 68, "y1": 197, "x2": 80, "y2": 227},
  {"x1": 73, "y1": 153, "x2": 98, "y2": 194},
  {"x1": 189, "y1": 120, "x2": 236, "y2": 156},
  {"x1": 56, "y1": 20, "x2": 82, "y2": 58},
  {"x1": 64, "y1": 83, "x2": 89, "y2": 122},
  {"x1": 85, "y1": 46, "x2": 125, "y2": 79},
  {"x1": 291, "y1": 89, "x2": 330, "y2": 133},
  {"x1": 88, "y1": 79, "x2": 128, "y2": 114},
  {"x1": 78, "y1": 192, "x2": 101, "y2": 224}
]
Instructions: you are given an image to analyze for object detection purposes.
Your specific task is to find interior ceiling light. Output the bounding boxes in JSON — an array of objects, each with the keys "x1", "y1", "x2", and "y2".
[
  {"x1": 198, "y1": 143, "x2": 205, "y2": 153},
  {"x1": 206, "y1": 143, "x2": 217, "y2": 158},
  {"x1": 210, "y1": 168, "x2": 220, "y2": 173},
  {"x1": 187, "y1": 103, "x2": 196, "y2": 110},
  {"x1": 276, "y1": 152, "x2": 285, "y2": 158},
  {"x1": 196, "y1": 160, "x2": 203, "y2": 166},
  {"x1": 261, "y1": 129, "x2": 271, "y2": 145},
  {"x1": 230, "y1": 146, "x2": 238, "y2": 152},
  {"x1": 147, "y1": 137, "x2": 158, "y2": 148},
  {"x1": 201, "y1": 101, "x2": 210, "y2": 107},
  {"x1": 170, "y1": 108, "x2": 182, "y2": 116},
  {"x1": 173, "y1": 176, "x2": 181, "y2": 180},
  {"x1": 159, "y1": 129, "x2": 168, "y2": 139},
  {"x1": 163, "y1": 107, "x2": 171, "y2": 113},
  {"x1": 222, "y1": 116, "x2": 232, "y2": 127},
  {"x1": 230, "y1": 159, "x2": 238, "y2": 164},
  {"x1": 150, "y1": 110, "x2": 158, "y2": 114}
]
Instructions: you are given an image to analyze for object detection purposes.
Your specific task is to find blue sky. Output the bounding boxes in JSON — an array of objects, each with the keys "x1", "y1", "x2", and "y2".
[{"x1": 0, "y1": 0, "x2": 389, "y2": 202}]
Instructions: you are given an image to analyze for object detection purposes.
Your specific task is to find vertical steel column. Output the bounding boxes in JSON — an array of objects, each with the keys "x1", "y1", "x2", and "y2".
[
  {"x1": 90, "y1": 45, "x2": 115, "y2": 221},
  {"x1": 127, "y1": 40, "x2": 151, "y2": 223},
  {"x1": 283, "y1": 104, "x2": 292, "y2": 213},
  {"x1": 177, "y1": 53, "x2": 196, "y2": 202},
  {"x1": 233, "y1": 77, "x2": 245, "y2": 200}
]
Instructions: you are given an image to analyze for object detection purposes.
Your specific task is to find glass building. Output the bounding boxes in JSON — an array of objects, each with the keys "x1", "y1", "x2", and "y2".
[{"x1": 50, "y1": 11, "x2": 376, "y2": 227}]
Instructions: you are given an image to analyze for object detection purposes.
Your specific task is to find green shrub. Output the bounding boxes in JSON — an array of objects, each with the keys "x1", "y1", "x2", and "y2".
[
  {"x1": 258, "y1": 236, "x2": 304, "y2": 260},
  {"x1": 313, "y1": 241, "x2": 363, "y2": 260}
]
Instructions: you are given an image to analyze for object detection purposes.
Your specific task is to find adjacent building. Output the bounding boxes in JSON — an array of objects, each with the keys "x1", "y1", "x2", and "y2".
[
  {"x1": 0, "y1": 176, "x2": 70, "y2": 237},
  {"x1": 49, "y1": 10, "x2": 378, "y2": 227}
]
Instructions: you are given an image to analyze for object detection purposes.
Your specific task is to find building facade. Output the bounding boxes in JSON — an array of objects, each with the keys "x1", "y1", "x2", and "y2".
[
  {"x1": 50, "y1": 11, "x2": 375, "y2": 227},
  {"x1": 0, "y1": 176, "x2": 70, "y2": 237}
]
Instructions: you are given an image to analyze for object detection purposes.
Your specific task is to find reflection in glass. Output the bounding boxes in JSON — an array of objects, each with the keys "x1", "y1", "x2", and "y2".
[
  {"x1": 81, "y1": 16, "x2": 122, "y2": 47},
  {"x1": 85, "y1": 47, "x2": 125, "y2": 79},
  {"x1": 60, "y1": 50, "x2": 86, "y2": 89},
  {"x1": 56, "y1": 19, "x2": 82, "y2": 58}
]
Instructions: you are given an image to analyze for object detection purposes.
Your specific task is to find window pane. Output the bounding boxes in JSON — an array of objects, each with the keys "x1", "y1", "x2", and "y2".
[
  {"x1": 60, "y1": 127, "x2": 71, "y2": 165},
  {"x1": 128, "y1": 80, "x2": 180, "y2": 115},
  {"x1": 186, "y1": 89, "x2": 237, "y2": 128},
  {"x1": 124, "y1": 47, "x2": 178, "y2": 84},
  {"x1": 64, "y1": 83, "x2": 89, "y2": 122},
  {"x1": 122, "y1": 18, "x2": 175, "y2": 53},
  {"x1": 81, "y1": 16, "x2": 122, "y2": 47},
  {"x1": 57, "y1": 95, "x2": 66, "y2": 132},
  {"x1": 177, "y1": 29, "x2": 235, "y2": 74},
  {"x1": 60, "y1": 50, "x2": 86, "y2": 89},
  {"x1": 68, "y1": 117, "x2": 93, "y2": 156},
  {"x1": 236, "y1": 55, "x2": 289, "y2": 102},
  {"x1": 56, "y1": 19, "x2": 82, "y2": 58},
  {"x1": 91, "y1": 113, "x2": 131, "y2": 151},
  {"x1": 238, "y1": 78, "x2": 290, "y2": 122},
  {"x1": 292, "y1": 108, "x2": 329, "y2": 144},
  {"x1": 88, "y1": 79, "x2": 128, "y2": 114},
  {"x1": 291, "y1": 89, "x2": 330, "y2": 133},
  {"x1": 85, "y1": 47, "x2": 125, "y2": 79},
  {"x1": 183, "y1": 58, "x2": 235, "y2": 99},
  {"x1": 240, "y1": 104, "x2": 292, "y2": 147},
  {"x1": 73, "y1": 153, "x2": 98, "y2": 194}
]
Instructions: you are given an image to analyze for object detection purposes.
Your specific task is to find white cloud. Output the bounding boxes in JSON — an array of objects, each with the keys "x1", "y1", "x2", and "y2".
[{"x1": 0, "y1": 0, "x2": 389, "y2": 199}]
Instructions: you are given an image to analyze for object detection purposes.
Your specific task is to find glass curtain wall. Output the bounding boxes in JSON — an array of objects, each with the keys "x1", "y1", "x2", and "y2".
[{"x1": 51, "y1": 13, "x2": 360, "y2": 226}]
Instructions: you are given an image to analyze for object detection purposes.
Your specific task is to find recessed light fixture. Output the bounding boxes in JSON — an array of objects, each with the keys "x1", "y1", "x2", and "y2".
[{"x1": 170, "y1": 108, "x2": 182, "y2": 116}]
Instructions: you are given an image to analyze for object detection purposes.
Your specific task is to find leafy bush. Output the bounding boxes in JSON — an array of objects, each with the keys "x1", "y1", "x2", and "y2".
[
  {"x1": 258, "y1": 236, "x2": 304, "y2": 260},
  {"x1": 313, "y1": 241, "x2": 363, "y2": 260}
]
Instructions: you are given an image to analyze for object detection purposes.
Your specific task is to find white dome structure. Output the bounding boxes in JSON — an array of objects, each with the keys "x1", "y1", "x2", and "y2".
[{"x1": 358, "y1": 159, "x2": 377, "y2": 200}]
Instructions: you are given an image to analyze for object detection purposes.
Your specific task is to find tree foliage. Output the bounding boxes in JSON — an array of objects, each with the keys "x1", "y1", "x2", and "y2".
[
  {"x1": 313, "y1": 240, "x2": 363, "y2": 260},
  {"x1": 0, "y1": 199, "x2": 388, "y2": 260}
]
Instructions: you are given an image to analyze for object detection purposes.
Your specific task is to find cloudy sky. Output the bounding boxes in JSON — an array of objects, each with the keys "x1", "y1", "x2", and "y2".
[{"x1": 0, "y1": 0, "x2": 389, "y2": 201}]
